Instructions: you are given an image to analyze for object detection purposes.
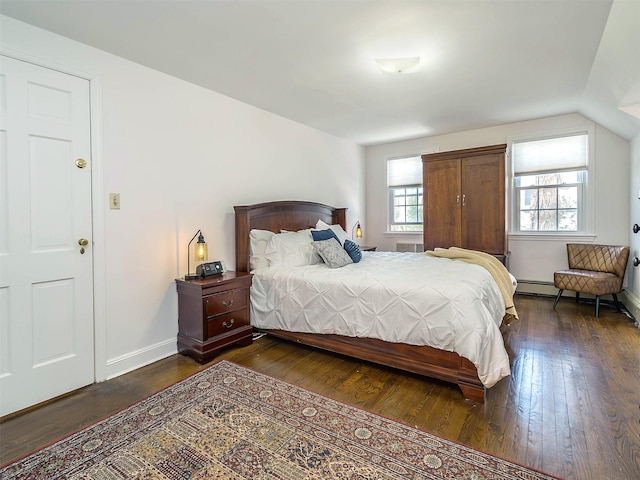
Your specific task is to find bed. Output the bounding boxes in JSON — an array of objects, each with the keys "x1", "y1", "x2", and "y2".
[{"x1": 234, "y1": 200, "x2": 512, "y2": 402}]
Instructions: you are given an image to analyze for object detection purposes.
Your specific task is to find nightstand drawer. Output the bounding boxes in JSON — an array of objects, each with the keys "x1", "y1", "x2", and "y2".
[
  {"x1": 204, "y1": 289, "x2": 248, "y2": 317},
  {"x1": 207, "y1": 309, "x2": 249, "y2": 338}
]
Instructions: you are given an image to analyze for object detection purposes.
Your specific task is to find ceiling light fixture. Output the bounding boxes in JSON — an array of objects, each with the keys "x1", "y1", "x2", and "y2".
[{"x1": 375, "y1": 56, "x2": 421, "y2": 74}]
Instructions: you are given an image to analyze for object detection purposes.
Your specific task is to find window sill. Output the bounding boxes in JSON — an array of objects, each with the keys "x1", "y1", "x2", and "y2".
[
  {"x1": 508, "y1": 232, "x2": 596, "y2": 242},
  {"x1": 383, "y1": 231, "x2": 423, "y2": 237}
]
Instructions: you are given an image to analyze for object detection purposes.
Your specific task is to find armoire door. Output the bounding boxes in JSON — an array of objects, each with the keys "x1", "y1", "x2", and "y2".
[
  {"x1": 423, "y1": 157, "x2": 461, "y2": 251},
  {"x1": 0, "y1": 55, "x2": 94, "y2": 416},
  {"x1": 461, "y1": 154, "x2": 505, "y2": 255}
]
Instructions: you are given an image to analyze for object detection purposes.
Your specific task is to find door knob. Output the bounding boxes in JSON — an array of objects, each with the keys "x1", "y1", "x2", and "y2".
[
  {"x1": 634, "y1": 257, "x2": 640, "y2": 267},
  {"x1": 78, "y1": 238, "x2": 89, "y2": 246},
  {"x1": 633, "y1": 224, "x2": 639, "y2": 234}
]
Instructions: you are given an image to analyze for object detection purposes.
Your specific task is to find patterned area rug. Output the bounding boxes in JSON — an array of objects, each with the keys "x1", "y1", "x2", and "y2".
[{"x1": 1, "y1": 360, "x2": 558, "y2": 479}]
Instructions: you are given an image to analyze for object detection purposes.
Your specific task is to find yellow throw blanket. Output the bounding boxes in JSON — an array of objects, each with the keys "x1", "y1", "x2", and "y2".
[{"x1": 425, "y1": 247, "x2": 519, "y2": 321}]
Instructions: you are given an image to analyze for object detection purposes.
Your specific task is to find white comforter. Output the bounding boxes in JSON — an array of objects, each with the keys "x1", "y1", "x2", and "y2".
[{"x1": 250, "y1": 251, "x2": 514, "y2": 387}]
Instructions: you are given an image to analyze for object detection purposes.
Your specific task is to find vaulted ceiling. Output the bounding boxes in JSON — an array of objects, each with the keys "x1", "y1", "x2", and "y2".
[{"x1": 2, "y1": 0, "x2": 639, "y2": 145}]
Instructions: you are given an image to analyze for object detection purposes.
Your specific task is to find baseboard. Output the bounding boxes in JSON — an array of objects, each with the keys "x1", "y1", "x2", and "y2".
[
  {"x1": 621, "y1": 289, "x2": 640, "y2": 324},
  {"x1": 105, "y1": 338, "x2": 177, "y2": 380}
]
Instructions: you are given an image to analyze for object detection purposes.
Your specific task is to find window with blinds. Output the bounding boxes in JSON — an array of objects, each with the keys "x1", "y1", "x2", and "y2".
[
  {"x1": 387, "y1": 156, "x2": 423, "y2": 232},
  {"x1": 512, "y1": 133, "x2": 588, "y2": 232}
]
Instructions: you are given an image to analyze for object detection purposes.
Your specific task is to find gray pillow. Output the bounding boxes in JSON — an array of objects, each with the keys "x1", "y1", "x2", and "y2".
[{"x1": 312, "y1": 238, "x2": 353, "y2": 268}]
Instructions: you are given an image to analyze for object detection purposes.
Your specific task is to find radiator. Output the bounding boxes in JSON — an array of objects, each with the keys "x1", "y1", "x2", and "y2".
[{"x1": 396, "y1": 242, "x2": 424, "y2": 253}]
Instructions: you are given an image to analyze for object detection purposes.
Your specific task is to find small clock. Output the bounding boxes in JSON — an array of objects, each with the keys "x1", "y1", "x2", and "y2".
[{"x1": 196, "y1": 261, "x2": 223, "y2": 277}]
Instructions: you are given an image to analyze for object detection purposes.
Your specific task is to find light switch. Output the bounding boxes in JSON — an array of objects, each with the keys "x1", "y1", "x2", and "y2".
[{"x1": 109, "y1": 193, "x2": 121, "y2": 210}]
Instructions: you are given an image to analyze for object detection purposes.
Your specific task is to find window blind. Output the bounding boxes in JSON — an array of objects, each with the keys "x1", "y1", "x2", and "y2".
[
  {"x1": 513, "y1": 133, "x2": 588, "y2": 175},
  {"x1": 387, "y1": 156, "x2": 422, "y2": 186}
]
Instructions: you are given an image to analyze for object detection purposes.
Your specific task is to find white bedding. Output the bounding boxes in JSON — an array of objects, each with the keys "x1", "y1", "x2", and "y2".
[{"x1": 251, "y1": 250, "x2": 514, "y2": 388}]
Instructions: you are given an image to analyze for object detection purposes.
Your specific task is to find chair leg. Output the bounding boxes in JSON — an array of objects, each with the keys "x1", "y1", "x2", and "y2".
[
  {"x1": 553, "y1": 289, "x2": 563, "y2": 309},
  {"x1": 575, "y1": 292, "x2": 580, "y2": 303},
  {"x1": 595, "y1": 296, "x2": 600, "y2": 318},
  {"x1": 612, "y1": 293, "x2": 622, "y2": 312}
]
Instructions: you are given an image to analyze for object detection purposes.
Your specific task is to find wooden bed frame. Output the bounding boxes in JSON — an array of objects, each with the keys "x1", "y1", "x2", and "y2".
[{"x1": 234, "y1": 200, "x2": 486, "y2": 402}]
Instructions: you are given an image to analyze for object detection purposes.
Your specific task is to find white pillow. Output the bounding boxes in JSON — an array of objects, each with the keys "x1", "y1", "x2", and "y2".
[
  {"x1": 315, "y1": 219, "x2": 349, "y2": 246},
  {"x1": 264, "y1": 229, "x2": 321, "y2": 267},
  {"x1": 249, "y1": 229, "x2": 274, "y2": 271}
]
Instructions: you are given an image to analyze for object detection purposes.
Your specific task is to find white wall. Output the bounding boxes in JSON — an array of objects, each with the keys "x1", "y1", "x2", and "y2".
[
  {"x1": 628, "y1": 135, "x2": 640, "y2": 310},
  {"x1": 366, "y1": 114, "x2": 630, "y2": 292},
  {"x1": 1, "y1": 16, "x2": 365, "y2": 379}
]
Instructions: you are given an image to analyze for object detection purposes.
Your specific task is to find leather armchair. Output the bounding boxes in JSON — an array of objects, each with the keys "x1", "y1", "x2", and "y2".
[{"x1": 553, "y1": 244, "x2": 630, "y2": 317}]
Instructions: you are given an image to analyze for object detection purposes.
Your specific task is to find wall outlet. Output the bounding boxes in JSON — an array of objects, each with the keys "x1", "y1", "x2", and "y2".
[{"x1": 109, "y1": 193, "x2": 121, "y2": 210}]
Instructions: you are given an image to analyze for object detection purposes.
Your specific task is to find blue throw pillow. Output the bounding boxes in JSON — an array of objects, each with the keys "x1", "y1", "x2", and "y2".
[
  {"x1": 343, "y1": 239, "x2": 362, "y2": 263},
  {"x1": 311, "y1": 228, "x2": 340, "y2": 243}
]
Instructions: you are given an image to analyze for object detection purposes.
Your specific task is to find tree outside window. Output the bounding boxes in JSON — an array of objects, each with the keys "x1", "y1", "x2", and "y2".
[{"x1": 517, "y1": 171, "x2": 581, "y2": 231}]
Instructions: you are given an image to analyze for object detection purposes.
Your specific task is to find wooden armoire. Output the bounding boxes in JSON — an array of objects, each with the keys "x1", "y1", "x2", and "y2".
[{"x1": 421, "y1": 144, "x2": 508, "y2": 264}]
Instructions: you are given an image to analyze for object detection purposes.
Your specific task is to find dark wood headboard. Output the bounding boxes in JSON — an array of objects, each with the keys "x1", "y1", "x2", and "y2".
[{"x1": 234, "y1": 200, "x2": 347, "y2": 273}]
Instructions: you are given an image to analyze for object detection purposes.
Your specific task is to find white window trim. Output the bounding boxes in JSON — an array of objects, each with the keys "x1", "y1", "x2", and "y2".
[
  {"x1": 383, "y1": 231, "x2": 425, "y2": 238},
  {"x1": 508, "y1": 233, "x2": 597, "y2": 242},
  {"x1": 507, "y1": 125, "x2": 595, "y2": 239}
]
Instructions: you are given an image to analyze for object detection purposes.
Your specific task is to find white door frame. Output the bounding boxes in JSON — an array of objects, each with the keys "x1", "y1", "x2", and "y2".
[{"x1": 1, "y1": 47, "x2": 108, "y2": 383}]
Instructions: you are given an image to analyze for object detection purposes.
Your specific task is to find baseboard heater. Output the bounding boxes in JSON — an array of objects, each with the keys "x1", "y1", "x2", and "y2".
[
  {"x1": 396, "y1": 242, "x2": 424, "y2": 253},
  {"x1": 515, "y1": 280, "x2": 557, "y2": 297}
]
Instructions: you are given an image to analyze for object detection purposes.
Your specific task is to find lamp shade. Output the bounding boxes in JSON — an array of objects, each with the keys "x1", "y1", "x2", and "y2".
[
  {"x1": 352, "y1": 221, "x2": 363, "y2": 240},
  {"x1": 195, "y1": 232, "x2": 208, "y2": 262}
]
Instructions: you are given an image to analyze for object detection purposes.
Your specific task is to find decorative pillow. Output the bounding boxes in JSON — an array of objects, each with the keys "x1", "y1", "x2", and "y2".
[
  {"x1": 343, "y1": 239, "x2": 362, "y2": 263},
  {"x1": 311, "y1": 228, "x2": 340, "y2": 243},
  {"x1": 315, "y1": 219, "x2": 349, "y2": 246},
  {"x1": 249, "y1": 229, "x2": 275, "y2": 271},
  {"x1": 312, "y1": 238, "x2": 353, "y2": 268},
  {"x1": 264, "y1": 229, "x2": 321, "y2": 267}
]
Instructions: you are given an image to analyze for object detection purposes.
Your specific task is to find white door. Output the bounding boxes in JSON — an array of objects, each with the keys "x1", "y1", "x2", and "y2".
[{"x1": 0, "y1": 55, "x2": 94, "y2": 417}]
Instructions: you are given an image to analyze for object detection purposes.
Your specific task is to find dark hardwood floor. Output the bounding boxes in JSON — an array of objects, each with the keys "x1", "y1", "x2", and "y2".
[{"x1": 2, "y1": 294, "x2": 639, "y2": 479}]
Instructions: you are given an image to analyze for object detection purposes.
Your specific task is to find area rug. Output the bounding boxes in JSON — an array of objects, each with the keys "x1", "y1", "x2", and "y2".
[{"x1": 1, "y1": 360, "x2": 558, "y2": 479}]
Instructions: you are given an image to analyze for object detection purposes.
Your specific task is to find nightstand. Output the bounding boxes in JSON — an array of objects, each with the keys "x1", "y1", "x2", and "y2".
[
  {"x1": 175, "y1": 271, "x2": 253, "y2": 363},
  {"x1": 360, "y1": 246, "x2": 377, "y2": 251}
]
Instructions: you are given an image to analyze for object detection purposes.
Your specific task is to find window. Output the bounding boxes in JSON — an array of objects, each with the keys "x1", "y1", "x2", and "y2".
[
  {"x1": 387, "y1": 156, "x2": 423, "y2": 232},
  {"x1": 512, "y1": 133, "x2": 588, "y2": 233}
]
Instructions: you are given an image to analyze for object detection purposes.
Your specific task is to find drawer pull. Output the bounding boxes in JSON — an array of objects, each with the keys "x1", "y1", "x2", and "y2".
[
  {"x1": 222, "y1": 319, "x2": 235, "y2": 329},
  {"x1": 222, "y1": 299, "x2": 234, "y2": 308}
]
